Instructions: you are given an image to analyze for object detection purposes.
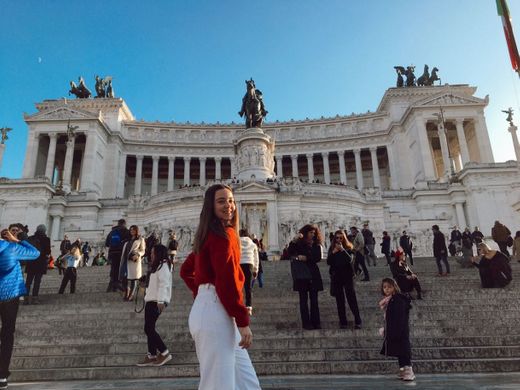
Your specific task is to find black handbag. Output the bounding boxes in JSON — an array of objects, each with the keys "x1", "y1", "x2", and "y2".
[{"x1": 290, "y1": 259, "x2": 312, "y2": 281}]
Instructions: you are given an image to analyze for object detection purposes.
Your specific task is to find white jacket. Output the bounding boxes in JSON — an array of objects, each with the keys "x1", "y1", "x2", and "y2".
[
  {"x1": 240, "y1": 237, "x2": 259, "y2": 274},
  {"x1": 145, "y1": 263, "x2": 172, "y2": 304}
]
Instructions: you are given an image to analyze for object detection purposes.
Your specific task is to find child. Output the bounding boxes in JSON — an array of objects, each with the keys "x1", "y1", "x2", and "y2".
[
  {"x1": 136, "y1": 244, "x2": 173, "y2": 367},
  {"x1": 379, "y1": 278, "x2": 415, "y2": 381},
  {"x1": 58, "y1": 246, "x2": 81, "y2": 294}
]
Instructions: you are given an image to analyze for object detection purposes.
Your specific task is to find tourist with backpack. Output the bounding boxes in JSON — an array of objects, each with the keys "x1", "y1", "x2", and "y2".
[
  {"x1": 105, "y1": 219, "x2": 130, "y2": 292},
  {"x1": 471, "y1": 242, "x2": 512, "y2": 288},
  {"x1": 24, "y1": 225, "x2": 51, "y2": 305},
  {"x1": 136, "y1": 244, "x2": 173, "y2": 367}
]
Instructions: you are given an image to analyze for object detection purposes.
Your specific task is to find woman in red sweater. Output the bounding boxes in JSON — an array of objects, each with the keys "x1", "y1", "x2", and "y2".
[{"x1": 180, "y1": 184, "x2": 261, "y2": 390}]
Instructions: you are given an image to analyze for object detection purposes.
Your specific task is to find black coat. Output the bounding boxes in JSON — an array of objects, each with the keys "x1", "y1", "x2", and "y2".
[
  {"x1": 474, "y1": 252, "x2": 512, "y2": 288},
  {"x1": 433, "y1": 231, "x2": 447, "y2": 258},
  {"x1": 381, "y1": 236, "x2": 391, "y2": 254},
  {"x1": 380, "y1": 293, "x2": 412, "y2": 358},
  {"x1": 394, "y1": 262, "x2": 417, "y2": 293},
  {"x1": 25, "y1": 232, "x2": 51, "y2": 275},
  {"x1": 399, "y1": 235, "x2": 412, "y2": 252},
  {"x1": 288, "y1": 240, "x2": 323, "y2": 292},
  {"x1": 327, "y1": 249, "x2": 354, "y2": 294}
]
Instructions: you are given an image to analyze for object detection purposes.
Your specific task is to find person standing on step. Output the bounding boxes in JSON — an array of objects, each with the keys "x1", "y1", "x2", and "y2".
[
  {"x1": 393, "y1": 250, "x2": 422, "y2": 300},
  {"x1": 379, "y1": 278, "x2": 415, "y2": 381},
  {"x1": 136, "y1": 244, "x2": 173, "y2": 367},
  {"x1": 512, "y1": 231, "x2": 520, "y2": 263},
  {"x1": 449, "y1": 226, "x2": 463, "y2": 256},
  {"x1": 105, "y1": 219, "x2": 130, "y2": 292},
  {"x1": 432, "y1": 225, "x2": 450, "y2": 276},
  {"x1": 180, "y1": 184, "x2": 261, "y2": 390},
  {"x1": 58, "y1": 235, "x2": 72, "y2": 275},
  {"x1": 350, "y1": 226, "x2": 369, "y2": 281},
  {"x1": 167, "y1": 230, "x2": 178, "y2": 263},
  {"x1": 0, "y1": 229, "x2": 40, "y2": 390},
  {"x1": 491, "y1": 220, "x2": 512, "y2": 258},
  {"x1": 381, "y1": 231, "x2": 392, "y2": 265},
  {"x1": 58, "y1": 246, "x2": 81, "y2": 294},
  {"x1": 471, "y1": 242, "x2": 512, "y2": 288},
  {"x1": 119, "y1": 225, "x2": 146, "y2": 301},
  {"x1": 362, "y1": 222, "x2": 377, "y2": 266},
  {"x1": 239, "y1": 229, "x2": 259, "y2": 316},
  {"x1": 327, "y1": 230, "x2": 362, "y2": 329},
  {"x1": 81, "y1": 241, "x2": 91, "y2": 267},
  {"x1": 471, "y1": 226, "x2": 484, "y2": 245},
  {"x1": 288, "y1": 224, "x2": 324, "y2": 330},
  {"x1": 399, "y1": 231, "x2": 414, "y2": 265},
  {"x1": 24, "y1": 225, "x2": 51, "y2": 305}
]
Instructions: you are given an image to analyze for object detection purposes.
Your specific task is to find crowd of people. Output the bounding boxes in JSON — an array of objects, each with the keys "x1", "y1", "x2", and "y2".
[{"x1": 0, "y1": 185, "x2": 517, "y2": 388}]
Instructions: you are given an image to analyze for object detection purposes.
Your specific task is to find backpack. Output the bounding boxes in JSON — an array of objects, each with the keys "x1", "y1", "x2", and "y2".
[{"x1": 110, "y1": 229, "x2": 122, "y2": 249}]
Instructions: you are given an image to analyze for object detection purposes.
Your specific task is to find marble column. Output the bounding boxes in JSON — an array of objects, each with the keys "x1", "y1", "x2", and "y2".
[
  {"x1": 508, "y1": 125, "x2": 520, "y2": 161},
  {"x1": 134, "y1": 155, "x2": 143, "y2": 195},
  {"x1": 167, "y1": 157, "x2": 175, "y2": 191},
  {"x1": 418, "y1": 119, "x2": 437, "y2": 181},
  {"x1": 386, "y1": 144, "x2": 398, "y2": 189},
  {"x1": 62, "y1": 136, "x2": 76, "y2": 192},
  {"x1": 454, "y1": 202, "x2": 467, "y2": 229},
  {"x1": 215, "y1": 157, "x2": 222, "y2": 180},
  {"x1": 50, "y1": 215, "x2": 62, "y2": 241},
  {"x1": 291, "y1": 155, "x2": 299, "y2": 178},
  {"x1": 455, "y1": 119, "x2": 470, "y2": 166},
  {"x1": 338, "y1": 151, "x2": 347, "y2": 185},
  {"x1": 474, "y1": 117, "x2": 495, "y2": 163},
  {"x1": 44, "y1": 133, "x2": 58, "y2": 180},
  {"x1": 116, "y1": 152, "x2": 127, "y2": 198},
  {"x1": 437, "y1": 123, "x2": 451, "y2": 178},
  {"x1": 199, "y1": 157, "x2": 207, "y2": 186},
  {"x1": 151, "y1": 156, "x2": 159, "y2": 196},
  {"x1": 306, "y1": 154, "x2": 314, "y2": 182},
  {"x1": 276, "y1": 156, "x2": 283, "y2": 178},
  {"x1": 322, "y1": 152, "x2": 330, "y2": 184},
  {"x1": 370, "y1": 147, "x2": 381, "y2": 188},
  {"x1": 266, "y1": 201, "x2": 279, "y2": 252},
  {"x1": 80, "y1": 132, "x2": 97, "y2": 192},
  {"x1": 183, "y1": 157, "x2": 191, "y2": 186},
  {"x1": 25, "y1": 134, "x2": 40, "y2": 178},
  {"x1": 354, "y1": 148, "x2": 364, "y2": 190}
]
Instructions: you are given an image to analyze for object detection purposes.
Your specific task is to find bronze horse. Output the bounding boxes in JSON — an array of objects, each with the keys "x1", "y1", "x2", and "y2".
[
  {"x1": 239, "y1": 79, "x2": 267, "y2": 128},
  {"x1": 69, "y1": 77, "x2": 91, "y2": 99}
]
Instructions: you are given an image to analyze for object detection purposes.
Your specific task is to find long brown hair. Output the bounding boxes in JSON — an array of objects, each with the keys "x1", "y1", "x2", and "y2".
[
  {"x1": 329, "y1": 230, "x2": 353, "y2": 254},
  {"x1": 193, "y1": 184, "x2": 239, "y2": 253},
  {"x1": 299, "y1": 224, "x2": 323, "y2": 245}
]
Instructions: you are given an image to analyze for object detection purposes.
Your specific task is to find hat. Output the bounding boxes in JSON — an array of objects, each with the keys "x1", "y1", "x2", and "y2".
[
  {"x1": 394, "y1": 249, "x2": 404, "y2": 260},
  {"x1": 36, "y1": 224, "x2": 46, "y2": 233}
]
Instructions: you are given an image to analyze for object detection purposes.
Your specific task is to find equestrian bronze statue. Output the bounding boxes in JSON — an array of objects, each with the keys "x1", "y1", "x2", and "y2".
[{"x1": 238, "y1": 78, "x2": 268, "y2": 128}]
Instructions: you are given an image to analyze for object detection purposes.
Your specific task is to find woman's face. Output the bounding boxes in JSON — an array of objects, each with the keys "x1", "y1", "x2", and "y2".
[
  {"x1": 382, "y1": 282, "x2": 396, "y2": 297},
  {"x1": 305, "y1": 229, "x2": 316, "y2": 243},
  {"x1": 214, "y1": 188, "x2": 235, "y2": 224},
  {"x1": 130, "y1": 227, "x2": 137, "y2": 237}
]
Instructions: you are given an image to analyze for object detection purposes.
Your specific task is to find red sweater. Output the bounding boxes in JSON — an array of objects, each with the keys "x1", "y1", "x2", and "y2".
[{"x1": 180, "y1": 227, "x2": 249, "y2": 327}]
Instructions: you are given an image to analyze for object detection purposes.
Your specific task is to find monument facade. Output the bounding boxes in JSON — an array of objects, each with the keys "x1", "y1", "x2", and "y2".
[{"x1": 1, "y1": 82, "x2": 519, "y2": 256}]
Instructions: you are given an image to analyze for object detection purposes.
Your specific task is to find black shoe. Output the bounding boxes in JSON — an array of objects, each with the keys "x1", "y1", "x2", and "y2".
[
  {"x1": 354, "y1": 323, "x2": 362, "y2": 330},
  {"x1": 313, "y1": 324, "x2": 322, "y2": 330},
  {"x1": 417, "y1": 293, "x2": 423, "y2": 300},
  {"x1": 340, "y1": 322, "x2": 349, "y2": 329},
  {"x1": 361, "y1": 278, "x2": 370, "y2": 282},
  {"x1": 303, "y1": 324, "x2": 314, "y2": 330}
]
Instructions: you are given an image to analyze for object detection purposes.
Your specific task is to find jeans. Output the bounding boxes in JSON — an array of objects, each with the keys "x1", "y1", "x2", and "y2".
[
  {"x1": 405, "y1": 249, "x2": 414, "y2": 265},
  {"x1": 383, "y1": 252, "x2": 391, "y2": 265},
  {"x1": 240, "y1": 264, "x2": 253, "y2": 307},
  {"x1": 58, "y1": 268, "x2": 77, "y2": 294},
  {"x1": 144, "y1": 301, "x2": 167, "y2": 356},
  {"x1": 354, "y1": 251, "x2": 370, "y2": 280},
  {"x1": 0, "y1": 298, "x2": 20, "y2": 378},
  {"x1": 252, "y1": 272, "x2": 263, "y2": 288},
  {"x1": 365, "y1": 244, "x2": 377, "y2": 266},
  {"x1": 334, "y1": 283, "x2": 361, "y2": 325},
  {"x1": 188, "y1": 284, "x2": 260, "y2": 390},
  {"x1": 25, "y1": 272, "x2": 43, "y2": 297},
  {"x1": 298, "y1": 289, "x2": 320, "y2": 328},
  {"x1": 108, "y1": 252, "x2": 122, "y2": 291},
  {"x1": 435, "y1": 254, "x2": 450, "y2": 274}
]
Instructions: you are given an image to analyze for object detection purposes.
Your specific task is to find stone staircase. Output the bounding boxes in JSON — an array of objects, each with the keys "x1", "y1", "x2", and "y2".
[{"x1": 10, "y1": 257, "x2": 520, "y2": 382}]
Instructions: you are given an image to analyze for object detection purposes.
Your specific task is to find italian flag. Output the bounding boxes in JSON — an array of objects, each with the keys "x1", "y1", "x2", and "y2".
[{"x1": 497, "y1": 0, "x2": 520, "y2": 72}]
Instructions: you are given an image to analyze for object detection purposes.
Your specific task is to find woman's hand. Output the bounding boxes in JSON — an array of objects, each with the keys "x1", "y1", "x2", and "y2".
[
  {"x1": 298, "y1": 255, "x2": 307, "y2": 262},
  {"x1": 157, "y1": 303, "x2": 165, "y2": 313},
  {"x1": 4, "y1": 230, "x2": 19, "y2": 243},
  {"x1": 238, "y1": 326, "x2": 253, "y2": 349}
]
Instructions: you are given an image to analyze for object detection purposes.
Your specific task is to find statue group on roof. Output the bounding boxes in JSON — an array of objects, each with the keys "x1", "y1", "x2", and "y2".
[
  {"x1": 69, "y1": 75, "x2": 115, "y2": 99},
  {"x1": 393, "y1": 64, "x2": 440, "y2": 88}
]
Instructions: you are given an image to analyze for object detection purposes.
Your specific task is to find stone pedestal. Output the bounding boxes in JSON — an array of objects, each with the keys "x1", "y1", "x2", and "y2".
[{"x1": 234, "y1": 127, "x2": 275, "y2": 181}]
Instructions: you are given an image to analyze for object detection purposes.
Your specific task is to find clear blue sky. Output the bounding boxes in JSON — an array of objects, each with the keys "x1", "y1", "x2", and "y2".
[{"x1": 1, "y1": 0, "x2": 519, "y2": 178}]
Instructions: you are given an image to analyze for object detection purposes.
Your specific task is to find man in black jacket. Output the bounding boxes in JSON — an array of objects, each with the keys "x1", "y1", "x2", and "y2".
[
  {"x1": 432, "y1": 225, "x2": 450, "y2": 276},
  {"x1": 399, "y1": 231, "x2": 414, "y2": 265},
  {"x1": 25, "y1": 225, "x2": 51, "y2": 304},
  {"x1": 105, "y1": 219, "x2": 130, "y2": 292}
]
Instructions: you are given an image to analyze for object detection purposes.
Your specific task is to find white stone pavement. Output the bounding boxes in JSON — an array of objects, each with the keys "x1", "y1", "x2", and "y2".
[{"x1": 10, "y1": 373, "x2": 520, "y2": 390}]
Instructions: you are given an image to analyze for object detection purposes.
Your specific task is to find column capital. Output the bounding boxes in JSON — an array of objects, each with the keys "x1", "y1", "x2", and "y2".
[
  {"x1": 291, "y1": 154, "x2": 298, "y2": 160},
  {"x1": 214, "y1": 156, "x2": 222, "y2": 162},
  {"x1": 152, "y1": 155, "x2": 160, "y2": 161},
  {"x1": 306, "y1": 153, "x2": 314, "y2": 159},
  {"x1": 321, "y1": 151, "x2": 329, "y2": 158},
  {"x1": 48, "y1": 132, "x2": 58, "y2": 139},
  {"x1": 199, "y1": 157, "x2": 207, "y2": 162},
  {"x1": 183, "y1": 156, "x2": 191, "y2": 162},
  {"x1": 276, "y1": 155, "x2": 283, "y2": 160},
  {"x1": 369, "y1": 146, "x2": 378, "y2": 152},
  {"x1": 136, "y1": 155, "x2": 144, "y2": 161},
  {"x1": 508, "y1": 125, "x2": 518, "y2": 133},
  {"x1": 168, "y1": 156, "x2": 175, "y2": 162},
  {"x1": 337, "y1": 150, "x2": 345, "y2": 157},
  {"x1": 353, "y1": 148, "x2": 361, "y2": 154},
  {"x1": 454, "y1": 118, "x2": 465, "y2": 125}
]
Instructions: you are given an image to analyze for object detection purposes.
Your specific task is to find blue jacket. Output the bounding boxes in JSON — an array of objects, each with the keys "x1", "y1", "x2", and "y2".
[{"x1": 0, "y1": 240, "x2": 40, "y2": 301}]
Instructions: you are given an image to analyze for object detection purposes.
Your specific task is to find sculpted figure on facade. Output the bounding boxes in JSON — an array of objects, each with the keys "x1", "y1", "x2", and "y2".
[
  {"x1": 502, "y1": 107, "x2": 514, "y2": 126},
  {"x1": 238, "y1": 78, "x2": 268, "y2": 128},
  {"x1": 393, "y1": 65, "x2": 416, "y2": 87},
  {"x1": 0, "y1": 127, "x2": 12, "y2": 145},
  {"x1": 69, "y1": 76, "x2": 92, "y2": 99}
]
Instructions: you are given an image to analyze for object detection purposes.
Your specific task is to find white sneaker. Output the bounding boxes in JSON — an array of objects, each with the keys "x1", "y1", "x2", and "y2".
[
  {"x1": 402, "y1": 366, "x2": 415, "y2": 381},
  {"x1": 0, "y1": 378, "x2": 7, "y2": 389},
  {"x1": 247, "y1": 306, "x2": 253, "y2": 316}
]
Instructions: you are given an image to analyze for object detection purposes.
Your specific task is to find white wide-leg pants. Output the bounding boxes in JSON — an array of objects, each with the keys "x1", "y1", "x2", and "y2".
[{"x1": 189, "y1": 284, "x2": 261, "y2": 390}]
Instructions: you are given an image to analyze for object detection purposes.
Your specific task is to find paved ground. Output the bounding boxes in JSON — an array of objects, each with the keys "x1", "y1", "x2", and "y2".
[{"x1": 10, "y1": 373, "x2": 520, "y2": 389}]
